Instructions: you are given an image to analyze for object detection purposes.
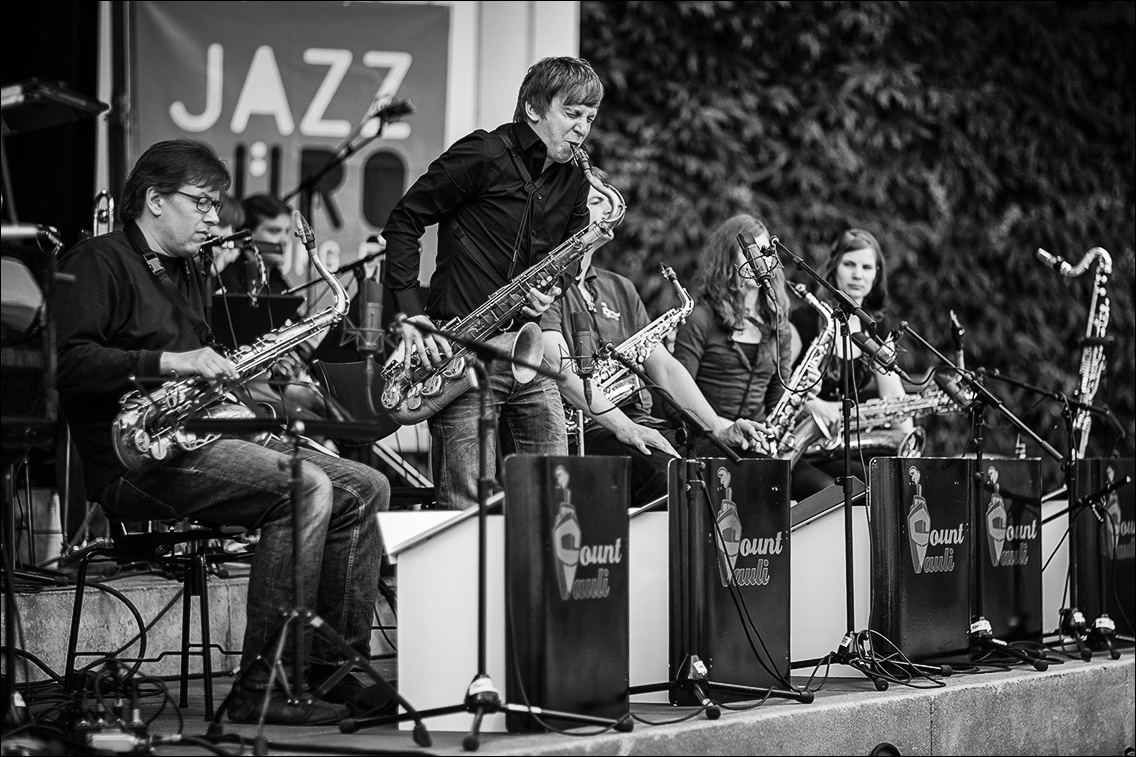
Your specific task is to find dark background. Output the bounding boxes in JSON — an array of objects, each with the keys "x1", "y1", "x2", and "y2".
[
  {"x1": 580, "y1": 0, "x2": 1135, "y2": 490},
  {"x1": 3, "y1": 1, "x2": 1133, "y2": 493}
]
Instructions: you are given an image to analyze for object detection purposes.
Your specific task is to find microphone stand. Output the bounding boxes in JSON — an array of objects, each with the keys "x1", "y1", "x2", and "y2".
[
  {"x1": 770, "y1": 239, "x2": 944, "y2": 688},
  {"x1": 341, "y1": 318, "x2": 632, "y2": 750},
  {"x1": 601, "y1": 346, "x2": 813, "y2": 711},
  {"x1": 282, "y1": 100, "x2": 414, "y2": 225},
  {"x1": 901, "y1": 324, "x2": 1065, "y2": 669}
]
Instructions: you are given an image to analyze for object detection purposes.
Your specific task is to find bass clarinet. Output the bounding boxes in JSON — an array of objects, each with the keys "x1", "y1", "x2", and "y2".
[{"x1": 1036, "y1": 246, "x2": 1112, "y2": 459}]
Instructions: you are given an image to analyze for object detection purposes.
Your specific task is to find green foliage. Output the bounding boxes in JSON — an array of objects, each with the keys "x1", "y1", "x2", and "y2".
[{"x1": 581, "y1": 0, "x2": 1135, "y2": 487}]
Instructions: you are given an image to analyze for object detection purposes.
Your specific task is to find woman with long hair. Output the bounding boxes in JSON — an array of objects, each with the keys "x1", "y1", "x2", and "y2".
[
  {"x1": 672, "y1": 214, "x2": 793, "y2": 456},
  {"x1": 789, "y1": 227, "x2": 911, "y2": 498}
]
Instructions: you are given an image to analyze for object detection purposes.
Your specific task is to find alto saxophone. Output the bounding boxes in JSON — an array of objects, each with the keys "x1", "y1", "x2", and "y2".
[
  {"x1": 113, "y1": 212, "x2": 348, "y2": 472},
  {"x1": 381, "y1": 144, "x2": 625, "y2": 425},
  {"x1": 1036, "y1": 246, "x2": 1112, "y2": 459},
  {"x1": 758, "y1": 282, "x2": 836, "y2": 460},
  {"x1": 563, "y1": 264, "x2": 694, "y2": 434}
]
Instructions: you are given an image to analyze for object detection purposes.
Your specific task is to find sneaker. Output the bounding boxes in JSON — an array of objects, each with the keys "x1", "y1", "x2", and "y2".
[
  {"x1": 310, "y1": 666, "x2": 399, "y2": 717},
  {"x1": 226, "y1": 686, "x2": 347, "y2": 725}
]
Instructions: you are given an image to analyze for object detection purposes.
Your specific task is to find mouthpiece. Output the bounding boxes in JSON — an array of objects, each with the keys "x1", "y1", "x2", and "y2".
[{"x1": 1036, "y1": 248, "x2": 1071, "y2": 275}]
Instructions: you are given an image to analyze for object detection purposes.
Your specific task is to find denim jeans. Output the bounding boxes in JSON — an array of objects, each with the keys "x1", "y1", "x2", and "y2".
[
  {"x1": 98, "y1": 437, "x2": 389, "y2": 688},
  {"x1": 429, "y1": 367, "x2": 567, "y2": 510}
]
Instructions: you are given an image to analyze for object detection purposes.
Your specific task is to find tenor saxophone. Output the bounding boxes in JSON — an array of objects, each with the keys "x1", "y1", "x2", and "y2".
[
  {"x1": 381, "y1": 145, "x2": 625, "y2": 425},
  {"x1": 1036, "y1": 246, "x2": 1112, "y2": 459},
  {"x1": 112, "y1": 212, "x2": 347, "y2": 472},
  {"x1": 563, "y1": 264, "x2": 694, "y2": 434}
]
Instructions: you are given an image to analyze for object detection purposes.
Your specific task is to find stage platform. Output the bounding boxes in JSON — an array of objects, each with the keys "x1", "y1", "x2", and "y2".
[{"x1": 5, "y1": 572, "x2": 1134, "y2": 755}]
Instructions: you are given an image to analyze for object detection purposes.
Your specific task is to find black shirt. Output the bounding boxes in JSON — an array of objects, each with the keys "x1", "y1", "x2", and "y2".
[
  {"x1": 56, "y1": 222, "x2": 209, "y2": 495},
  {"x1": 790, "y1": 304, "x2": 889, "y2": 401},
  {"x1": 382, "y1": 121, "x2": 590, "y2": 322}
]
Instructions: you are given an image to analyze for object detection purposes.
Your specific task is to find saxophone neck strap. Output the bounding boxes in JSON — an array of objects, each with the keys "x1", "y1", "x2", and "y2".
[
  {"x1": 125, "y1": 221, "x2": 217, "y2": 348},
  {"x1": 500, "y1": 131, "x2": 544, "y2": 280}
]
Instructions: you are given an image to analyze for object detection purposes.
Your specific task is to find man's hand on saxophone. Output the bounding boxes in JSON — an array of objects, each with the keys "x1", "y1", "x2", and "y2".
[
  {"x1": 399, "y1": 314, "x2": 453, "y2": 371},
  {"x1": 521, "y1": 284, "x2": 562, "y2": 319},
  {"x1": 159, "y1": 347, "x2": 239, "y2": 385}
]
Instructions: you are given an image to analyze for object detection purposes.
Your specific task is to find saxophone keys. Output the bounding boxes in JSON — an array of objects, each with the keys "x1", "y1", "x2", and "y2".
[
  {"x1": 404, "y1": 387, "x2": 424, "y2": 411},
  {"x1": 422, "y1": 374, "x2": 445, "y2": 397},
  {"x1": 442, "y1": 355, "x2": 466, "y2": 378},
  {"x1": 381, "y1": 382, "x2": 404, "y2": 410},
  {"x1": 132, "y1": 429, "x2": 152, "y2": 453}
]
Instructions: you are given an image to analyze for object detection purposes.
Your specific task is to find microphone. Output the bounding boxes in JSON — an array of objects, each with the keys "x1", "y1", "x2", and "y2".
[
  {"x1": 200, "y1": 228, "x2": 252, "y2": 250},
  {"x1": 572, "y1": 311, "x2": 597, "y2": 407},
  {"x1": 950, "y1": 310, "x2": 966, "y2": 370},
  {"x1": 1036, "y1": 248, "x2": 1072, "y2": 275},
  {"x1": 850, "y1": 329, "x2": 910, "y2": 381},
  {"x1": 736, "y1": 233, "x2": 779, "y2": 307},
  {"x1": 358, "y1": 279, "x2": 385, "y2": 356},
  {"x1": 368, "y1": 96, "x2": 416, "y2": 122}
]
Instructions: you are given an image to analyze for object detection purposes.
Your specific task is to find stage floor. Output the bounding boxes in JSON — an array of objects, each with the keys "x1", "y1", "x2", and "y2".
[{"x1": 15, "y1": 651, "x2": 1133, "y2": 756}]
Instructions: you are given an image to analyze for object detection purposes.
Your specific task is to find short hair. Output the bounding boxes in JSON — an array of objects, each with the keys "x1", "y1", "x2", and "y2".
[
  {"x1": 513, "y1": 57, "x2": 604, "y2": 123},
  {"x1": 120, "y1": 139, "x2": 230, "y2": 222},
  {"x1": 240, "y1": 194, "x2": 291, "y2": 232},
  {"x1": 821, "y1": 228, "x2": 889, "y2": 313},
  {"x1": 216, "y1": 193, "x2": 245, "y2": 230}
]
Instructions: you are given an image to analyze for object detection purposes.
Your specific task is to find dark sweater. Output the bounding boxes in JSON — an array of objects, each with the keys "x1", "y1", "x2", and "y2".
[
  {"x1": 56, "y1": 222, "x2": 209, "y2": 495},
  {"x1": 673, "y1": 303, "x2": 791, "y2": 423}
]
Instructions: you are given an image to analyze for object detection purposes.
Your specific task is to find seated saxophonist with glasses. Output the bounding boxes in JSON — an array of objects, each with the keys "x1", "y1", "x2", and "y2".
[
  {"x1": 382, "y1": 56, "x2": 611, "y2": 510},
  {"x1": 55, "y1": 139, "x2": 392, "y2": 725},
  {"x1": 787, "y1": 227, "x2": 912, "y2": 500},
  {"x1": 541, "y1": 172, "x2": 765, "y2": 507}
]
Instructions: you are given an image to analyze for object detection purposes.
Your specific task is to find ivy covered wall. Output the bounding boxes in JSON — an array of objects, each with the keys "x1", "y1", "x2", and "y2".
[{"x1": 580, "y1": 0, "x2": 1134, "y2": 487}]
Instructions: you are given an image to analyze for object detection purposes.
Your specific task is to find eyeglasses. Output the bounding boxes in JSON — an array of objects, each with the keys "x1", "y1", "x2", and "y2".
[{"x1": 172, "y1": 190, "x2": 223, "y2": 215}]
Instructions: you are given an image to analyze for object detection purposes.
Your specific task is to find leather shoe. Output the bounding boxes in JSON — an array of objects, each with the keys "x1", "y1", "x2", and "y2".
[
  {"x1": 310, "y1": 667, "x2": 399, "y2": 716},
  {"x1": 226, "y1": 686, "x2": 347, "y2": 725}
]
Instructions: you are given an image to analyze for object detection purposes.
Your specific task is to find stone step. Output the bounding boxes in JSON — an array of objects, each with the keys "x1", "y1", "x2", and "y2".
[{"x1": 3, "y1": 562, "x2": 397, "y2": 684}]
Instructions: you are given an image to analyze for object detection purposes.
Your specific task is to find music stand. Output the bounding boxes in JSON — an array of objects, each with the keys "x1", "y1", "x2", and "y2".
[
  {"x1": 604, "y1": 349, "x2": 813, "y2": 714},
  {"x1": 340, "y1": 320, "x2": 632, "y2": 750},
  {"x1": 210, "y1": 294, "x2": 304, "y2": 351}
]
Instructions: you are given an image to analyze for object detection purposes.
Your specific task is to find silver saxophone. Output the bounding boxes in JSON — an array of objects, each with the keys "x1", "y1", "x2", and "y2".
[
  {"x1": 794, "y1": 387, "x2": 962, "y2": 460},
  {"x1": 1036, "y1": 246, "x2": 1112, "y2": 459},
  {"x1": 113, "y1": 211, "x2": 347, "y2": 472},
  {"x1": 563, "y1": 264, "x2": 694, "y2": 434},
  {"x1": 758, "y1": 282, "x2": 837, "y2": 462},
  {"x1": 380, "y1": 144, "x2": 625, "y2": 425}
]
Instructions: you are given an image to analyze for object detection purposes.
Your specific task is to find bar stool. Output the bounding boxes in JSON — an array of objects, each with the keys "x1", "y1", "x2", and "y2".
[{"x1": 63, "y1": 515, "x2": 250, "y2": 719}]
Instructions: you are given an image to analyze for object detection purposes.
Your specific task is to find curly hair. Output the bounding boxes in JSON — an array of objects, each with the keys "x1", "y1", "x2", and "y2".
[{"x1": 692, "y1": 213, "x2": 790, "y2": 336}]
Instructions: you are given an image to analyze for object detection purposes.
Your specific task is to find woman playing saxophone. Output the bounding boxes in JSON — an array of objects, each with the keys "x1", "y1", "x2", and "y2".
[
  {"x1": 788, "y1": 228, "x2": 912, "y2": 499},
  {"x1": 671, "y1": 213, "x2": 794, "y2": 459}
]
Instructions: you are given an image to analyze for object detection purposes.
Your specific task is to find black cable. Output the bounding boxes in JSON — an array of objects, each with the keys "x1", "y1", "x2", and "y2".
[{"x1": 692, "y1": 475, "x2": 800, "y2": 692}]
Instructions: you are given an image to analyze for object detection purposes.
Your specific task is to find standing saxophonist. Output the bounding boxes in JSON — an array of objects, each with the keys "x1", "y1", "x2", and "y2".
[
  {"x1": 383, "y1": 57, "x2": 605, "y2": 510},
  {"x1": 56, "y1": 139, "x2": 391, "y2": 724}
]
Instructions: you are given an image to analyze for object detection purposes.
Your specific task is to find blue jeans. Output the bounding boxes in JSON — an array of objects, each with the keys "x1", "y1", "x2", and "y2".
[
  {"x1": 98, "y1": 437, "x2": 389, "y2": 688},
  {"x1": 429, "y1": 368, "x2": 567, "y2": 510}
]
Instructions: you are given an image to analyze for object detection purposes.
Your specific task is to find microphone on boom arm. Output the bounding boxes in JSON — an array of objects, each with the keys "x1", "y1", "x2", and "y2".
[{"x1": 572, "y1": 311, "x2": 597, "y2": 408}]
